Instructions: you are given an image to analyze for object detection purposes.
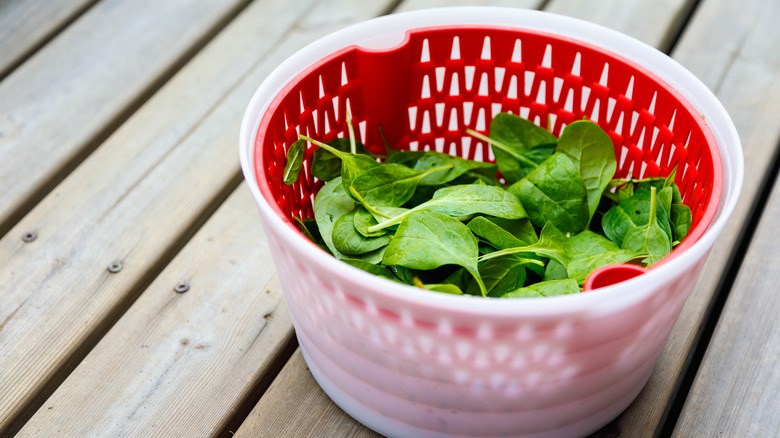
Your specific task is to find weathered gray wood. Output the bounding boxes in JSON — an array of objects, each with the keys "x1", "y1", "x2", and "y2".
[
  {"x1": 0, "y1": 0, "x2": 394, "y2": 434},
  {"x1": 617, "y1": 0, "x2": 780, "y2": 435},
  {"x1": 16, "y1": 185, "x2": 296, "y2": 437},
  {"x1": 234, "y1": 349, "x2": 383, "y2": 438},
  {"x1": 395, "y1": 0, "x2": 542, "y2": 12},
  {"x1": 670, "y1": 0, "x2": 780, "y2": 435},
  {"x1": 0, "y1": 0, "x2": 98, "y2": 78},
  {"x1": 0, "y1": 0, "x2": 249, "y2": 236},
  {"x1": 545, "y1": 0, "x2": 697, "y2": 51}
]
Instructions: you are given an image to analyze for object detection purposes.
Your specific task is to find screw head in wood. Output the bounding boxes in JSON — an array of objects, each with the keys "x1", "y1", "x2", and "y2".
[
  {"x1": 21, "y1": 231, "x2": 37, "y2": 242},
  {"x1": 174, "y1": 282, "x2": 189, "y2": 293},
  {"x1": 107, "y1": 261, "x2": 123, "y2": 273}
]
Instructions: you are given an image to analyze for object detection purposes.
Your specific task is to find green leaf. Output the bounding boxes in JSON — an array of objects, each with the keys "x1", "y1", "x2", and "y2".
[
  {"x1": 670, "y1": 203, "x2": 692, "y2": 244},
  {"x1": 424, "y1": 283, "x2": 463, "y2": 295},
  {"x1": 350, "y1": 163, "x2": 452, "y2": 207},
  {"x1": 385, "y1": 150, "x2": 426, "y2": 166},
  {"x1": 472, "y1": 113, "x2": 557, "y2": 185},
  {"x1": 467, "y1": 216, "x2": 537, "y2": 250},
  {"x1": 368, "y1": 184, "x2": 527, "y2": 233},
  {"x1": 411, "y1": 151, "x2": 497, "y2": 186},
  {"x1": 621, "y1": 187, "x2": 672, "y2": 265},
  {"x1": 566, "y1": 250, "x2": 640, "y2": 285},
  {"x1": 340, "y1": 259, "x2": 398, "y2": 281},
  {"x1": 381, "y1": 211, "x2": 487, "y2": 296},
  {"x1": 556, "y1": 120, "x2": 617, "y2": 222},
  {"x1": 508, "y1": 153, "x2": 590, "y2": 234},
  {"x1": 313, "y1": 177, "x2": 355, "y2": 259},
  {"x1": 467, "y1": 256, "x2": 542, "y2": 297},
  {"x1": 294, "y1": 216, "x2": 325, "y2": 246},
  {"x1": 353, "y1": 207, "x2": 386, "y2": 237},
  {"x1": 479, "y1": 222, "x2": 570, "y2": 268},
  {"x1": 602, "y1": 184, "x2": 673, "y2": 246},
  {"x1": 283, "y1": 140, "x2": 306, "y2": 185},
  {"x1": 302, "y1": 135, "x2": 379, "y2": 190},
  {"x1": 501, "y1": 279, "x2": 580, "y2": 298},
  {"x1": 332, "y1": 210, "x2": 392, "y2": 255}
]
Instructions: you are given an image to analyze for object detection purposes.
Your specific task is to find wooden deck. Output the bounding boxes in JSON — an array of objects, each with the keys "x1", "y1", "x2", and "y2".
[{"x1": 1, "y1": 0, "x2": 778, "y2": 436}]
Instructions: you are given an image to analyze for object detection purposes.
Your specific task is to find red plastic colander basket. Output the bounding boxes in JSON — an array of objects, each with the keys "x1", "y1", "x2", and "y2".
[{"x1": 239, "y1": 7, "x2": 742, "y2": 438}]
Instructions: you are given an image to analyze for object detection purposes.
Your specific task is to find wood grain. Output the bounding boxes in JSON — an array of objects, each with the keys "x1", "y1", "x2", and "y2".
[
  {"x1": 394, "y1": 0, "x2": 542, "y2": 13},
  {"x1": 0, "y1": 0, "x2": 98, "y2": 78},
  {"x1": 0, "y1": 0, "x2": 394, "y2": 433},
  {"x1": 615, "y1": 0, "x2": 780, "y2": 435},
  {"x1": 234, "y1": 349, "x2": 383, "y2": 438},
  {"x1": 0, "y1": 0, "x2": 249, "y2": 235},
  {"x1": 545, "y1": 0, "x2": 697, "y2": 51},
  {"x1": 16, "y1": 185, "x2": 297, "y2": 437},
  {"x1": 670, "y1": 0, "x2": 780, "y2": 434}
]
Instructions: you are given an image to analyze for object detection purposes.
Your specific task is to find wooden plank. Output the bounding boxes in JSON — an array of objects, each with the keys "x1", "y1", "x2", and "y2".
[
  {"x1": 0, "y1": 0, "x2": 249, "y2": 236},
  {"x1": 616, "y1": 0, "x2": 780, "y2": 435},
  {"x1": 0, "y1": 0, "x2": 98, "y2": 78},
  {"x1": 0, "y1": 0, "x2": 395, "y2": 434},
  {"x1": 669, "y1": 0, "x2": 780, "y2": 434},
  {"x1": 15, "y1": 185, "x2": 296, "y2": 437},
  {"x1": 544, "y1": 0, "x2": 697, "y2": 51},
  {"x1": 672, "y1": 167, "x2": 780, "y2": 434},
  {"x1": 234, "y1": 349, "x2": 382, "y2": 438},
  {"x1": 394, "y1": 0, "x2": 543, "y2": 12}
]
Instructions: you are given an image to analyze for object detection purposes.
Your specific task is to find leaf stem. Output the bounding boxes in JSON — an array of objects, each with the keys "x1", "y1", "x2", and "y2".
[
  {"x1": 465, "y1": 129, "x2": 538, "y2": 167},
  {"x1": 349, "y1": 186, "x2": 390, "y2": 219},
  {"x1": 298, "y1": 133, "x2": 345, "y2": 159}
]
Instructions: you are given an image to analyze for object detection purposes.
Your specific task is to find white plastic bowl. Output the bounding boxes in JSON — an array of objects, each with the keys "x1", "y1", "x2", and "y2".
[{"x1": 239, "y1": 7, "x2": 742, "y2": 438}]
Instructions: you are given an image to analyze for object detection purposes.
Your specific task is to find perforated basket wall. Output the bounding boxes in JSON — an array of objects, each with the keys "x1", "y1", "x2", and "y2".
[{"x1": 254, "y1": 26, "x2": 721, "y2": 254}]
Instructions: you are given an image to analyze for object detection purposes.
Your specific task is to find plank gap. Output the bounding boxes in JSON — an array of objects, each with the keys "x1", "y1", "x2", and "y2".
[
  {"x1": 659, "y1": 0, "x2": 703, "y2": 54},
  {"x1": 0, "y1": 171, "x2": 244, "y2": 437},
  {"x1": 0, "y1": 0, "x2": 102, "y2": 81},
  {"x1": 220, "y1": 334, "x2": 300, "y2": 437},
  {"x1": 0, "y1": 0, "x2": 253, "y2": 241},
  {"x1": 659, "y1": 135, "x2": 780, "y2": 437}
]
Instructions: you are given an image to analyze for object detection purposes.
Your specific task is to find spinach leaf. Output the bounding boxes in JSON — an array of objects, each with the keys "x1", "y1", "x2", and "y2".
[
  {"x1": 350, "y1": 163, "x2": 452, "y2": 207},
  {"x1": 467, "y1": 256, "x2": 543, "y2": 297},
  {"x1": 566, "y1": 250, "x2": 640, "y2": 285},
  {"x1": 381, "y1": 211, "x2": 487, "y2": 296},
  {"x1": 341, "y1": 259, "x2": 398, "y2": 281},
  {"x1": 424, "y1": 283, "x2": 463, "y2": 295},
  {"x1": 283, "y1": 139, "x2": 306, "y2": 185},
  {"x1": 479, "y1": 222, "x2": 569, "y2": 268},
  {"x1": 294, "y1": 216, "x2": 326, "y2": 249},
  {"x1": 411, "y1": 151, "x2": 498, "y2": 186},
  {"x1": 602, "y1": 184, "x2": 673, "y2": 246},
  {"x1": 353, "y1": 207, "x2": 386, "y2": 237},
  {"x1": 556, "y1": 120, "x2": 617, "y2": 222},
  {"x1": 310, "y1": 138, "x2": 374, "y2": 181},
  {"x1": 542, "y1": 230, "x2": 622, "y2": 282},
  {"x1": 621, "y1": 187, "x2": 672, "y2": 265},
  {"x1": 468, "y1": 113, "x2": 557, "y2": 185},
  {"x1": 508, "y1": 153, "x2": 589, "y2": 234},
  {"x1": 386, "y1": 150, "x2": 426, "y2": 166},
  {"x1": 368, "y1": 184, "x2": 527, "y2": 233},
  {"x1": 467, "y1": 216, "x2": 536, "y2": 250},
  {"x1": 313, "y1": 177, "x2": 355, "y2": 259},
  {"x1": 332, "y1": 210, "x2": 392, "y2": 255},
  {"x1": 501, "y1": 279, "x2": 580, "y2": 298},
  {"x1": 670, "y1": 203, "x2": 692, "y2": 245}
]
